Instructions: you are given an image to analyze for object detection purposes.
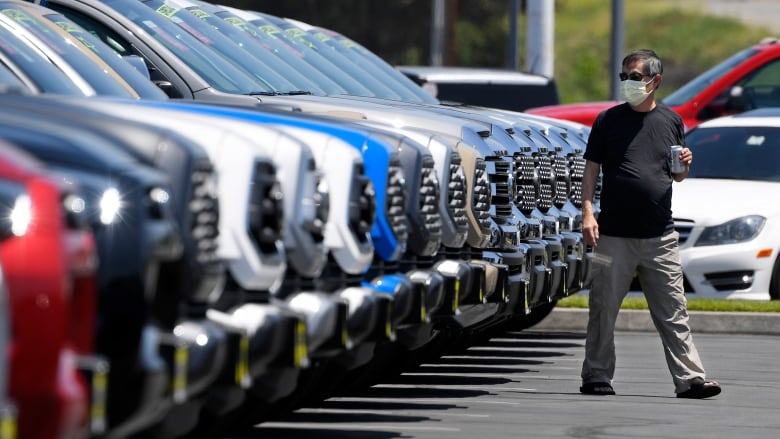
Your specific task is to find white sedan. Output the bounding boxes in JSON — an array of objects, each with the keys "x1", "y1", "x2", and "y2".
[{"x1": 673, "y1": 109, "x2": 780, "y2": 300}]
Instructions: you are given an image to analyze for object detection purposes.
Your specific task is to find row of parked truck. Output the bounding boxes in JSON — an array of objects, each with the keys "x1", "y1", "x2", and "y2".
[{"x1": 0, "y1": 0, "x2": 597, "y2": 438}]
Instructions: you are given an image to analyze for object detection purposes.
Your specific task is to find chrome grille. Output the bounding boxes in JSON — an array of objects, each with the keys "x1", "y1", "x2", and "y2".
[
  {"x1": 473, "y1": 158, "x2": 492, "y2": 230},
  {"x1": 189, "y1": 162, "x2": 220, "y2": 264},
  {"x1": 419, "y1": 157, "x2": 442, "y2": 237},
  {"x1": 247, "y1": 161, "x2": 283, "y2": 254},
  {"x1": 514, "y1": 153, "x2": 538, "y2": 215},
  {"x1": 535, "y1": 153, "x2": 554, "y2": 211},
  {"x1": 349, "y1": 163, "x2": 375, "y2": 238},
  {"x1": 448, "y1": 154, "x2": 469, "y2": 229},
  {"x1": 386, "y1": 158, "x2": 408, "y2": 244},
  {"x1": 306, "y1": 170, "x2": 328, "y2": 244},
  {"x1": 569, "y1": 154, "x2": 586, "y2": 208},
  {"x1": 488, "y1": 158, "x2": 513, "y2": 219},
  {"x1": 551, "y1": 153, "x2": 569, "y2": 209}
]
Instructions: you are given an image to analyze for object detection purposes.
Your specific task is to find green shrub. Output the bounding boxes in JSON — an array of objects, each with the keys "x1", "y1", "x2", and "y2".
[
  {"x1": 554, "y1": 0, "x2": 771, "y2": 103},
  {"x1": 558, "y1": 293, "x2": 780, "y2": 312}
]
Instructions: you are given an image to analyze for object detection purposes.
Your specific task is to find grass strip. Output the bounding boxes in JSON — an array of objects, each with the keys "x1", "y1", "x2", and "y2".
[{"x1": 558, "y1": 293, "x2": 780, "y2": 313}]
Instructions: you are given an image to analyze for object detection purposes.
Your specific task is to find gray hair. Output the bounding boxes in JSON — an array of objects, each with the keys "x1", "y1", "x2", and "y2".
[{"x1": 622, "y1": 49, "x2": 663, "y2": 76}]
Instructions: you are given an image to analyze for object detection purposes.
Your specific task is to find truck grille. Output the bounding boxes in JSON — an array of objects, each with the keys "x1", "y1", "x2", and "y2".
[
  {"x1": 386, "y1": 158, "x2": 408, "y2": 245},
  {"x1": 447, "y1": 154, "x2": 469, "y2": 230},
  {"x1": 189, "y1": 162, "x2": 220, "y2": 264},
  {"x1": 247, "y1": 161, "x2": 283, "y2": 254},
  {"x1": 535, "y1": 152, "x2": 554, "y2": 212},
  {"x1": 514, "y1": 153, "x2": 538, "y2": 215},
  {"x1": 569, "y1": 154, "x2": 586, "y2": 208},
  {"x1": 551, "y1": 154, "x2": 569, "y2": 209},
  {"x1": 472, "y1": 158, "x2": 493, "y2": 231},
  {"x1": 419, "y1": 157, "x2": 442, "y2": 238},
  {"x1": 488, "y1": 158, "x2": 513, "y2": 219},
  {"x1": 306, "y1": 171, "x2": 328, "y2": 244},
  {"x1": 349, "y1": 163, "x2": 375, "y2": 239}
]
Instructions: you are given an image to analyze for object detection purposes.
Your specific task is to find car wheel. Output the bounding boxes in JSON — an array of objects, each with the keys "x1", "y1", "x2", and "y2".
[{"x1": 770, "y1": 256, "x2": 780, "y2": 300}]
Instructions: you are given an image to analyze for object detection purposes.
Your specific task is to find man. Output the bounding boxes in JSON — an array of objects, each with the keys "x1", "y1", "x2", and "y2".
[{"x1": 578, "y1": 49, "x2": 721, "y2": 399}]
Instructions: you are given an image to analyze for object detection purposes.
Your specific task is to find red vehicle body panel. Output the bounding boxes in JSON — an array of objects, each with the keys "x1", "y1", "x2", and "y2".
[
  {"x1": 526, "y1": 40, "x2": 780, "y2": 130},
  {"x1": 0, "y1": 142, "x2": 97, "y2": 439},
  {"x1": 525, "y1": 100, "x2": 620, "y2": 127}
]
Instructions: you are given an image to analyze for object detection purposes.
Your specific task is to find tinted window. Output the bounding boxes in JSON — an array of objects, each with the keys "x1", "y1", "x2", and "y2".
[
  {"x1": 736, "y1": 58, "x2": 780, "y2": 109},
  {"x1": 686, "y1": 125, "x2": 780, "y2": 182},
  {"x1": 0, "y1": 21, "x2": 85, "y2": 95},
  {"x1": 662, "y1": 48, "x2": 757, "y2": 106},
  {"x1": 430, "y1": 81, "x2": 560, "y2": 112},
  {"x1": 1, "y1": 6, "x2": 136, "y2": 97},
  {"x1": 43, "y1": 12, "x2": 168, "y2": 100},
  {"x1": 55, "y1": 0, "x2": 270, "y2": 94}
]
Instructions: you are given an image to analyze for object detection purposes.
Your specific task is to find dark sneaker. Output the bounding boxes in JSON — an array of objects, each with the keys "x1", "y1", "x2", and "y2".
[{"x1": 580, "y1": 382, "x2": 615, "y2": 395}]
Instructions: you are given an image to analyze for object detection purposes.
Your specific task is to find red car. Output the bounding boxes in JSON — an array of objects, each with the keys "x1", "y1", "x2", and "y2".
[
  {"x1": 526, "y1": 38, "x2": 780, "y2": 130},
  {"x1": 0, "y1": 140, "x2": 100, "y2": 439}
]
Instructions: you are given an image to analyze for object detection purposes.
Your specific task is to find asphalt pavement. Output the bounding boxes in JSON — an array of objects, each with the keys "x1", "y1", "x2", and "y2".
[
  {"x1": 226, "y1": 328, "x2": 780, "y2": 439},
  {"x1": 535, "y1": 306, "x2": 780, "y2": 336}
]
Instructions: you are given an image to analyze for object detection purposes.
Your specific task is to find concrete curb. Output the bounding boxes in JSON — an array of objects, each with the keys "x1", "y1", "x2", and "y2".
[{"x1": 534, "y1": 307, "x2": 780, "y2": 335}]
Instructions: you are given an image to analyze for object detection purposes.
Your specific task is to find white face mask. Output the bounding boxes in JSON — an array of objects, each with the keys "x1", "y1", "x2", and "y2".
[{"x1": 620, "y1": 77, "x2": 654, "y2": 106}]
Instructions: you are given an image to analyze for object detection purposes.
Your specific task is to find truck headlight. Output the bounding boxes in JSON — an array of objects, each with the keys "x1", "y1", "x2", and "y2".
[
  {"x1": 9, "y1": 194, "x2": 31, "y2": 237},
  {"x1": 99, "y1": 188, "x2": 122, "y2": 225},
  {"x1": 695, "y1": 215, "x2": 765, "y2": 246}
]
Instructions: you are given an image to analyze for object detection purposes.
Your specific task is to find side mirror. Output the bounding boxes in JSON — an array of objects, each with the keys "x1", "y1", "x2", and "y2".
[
  {"x1": 724, "y1": 85, "x2": 751, "y2": 113},
  {"x1": 122, "y1": 55, "x2": 151, "y2": 80},
  {"x1": 698, "y1": 85, "x2": 750, "y2": 121},
  {"x1": 153, "y1": 81, "x2": 178, "y2": 98}
]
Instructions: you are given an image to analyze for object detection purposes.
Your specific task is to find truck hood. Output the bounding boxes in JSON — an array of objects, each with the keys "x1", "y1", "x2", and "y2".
[
  {"x1": 672, "y1": 178, "x2": 780, "y2": 224},
  {"x1": 524, "y1": 101, "x2": 622, "y2": 126}
]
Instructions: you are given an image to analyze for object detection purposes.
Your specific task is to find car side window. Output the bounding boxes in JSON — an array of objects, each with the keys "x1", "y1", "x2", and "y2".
[
  {"x1": 737, "y1": 59, "x2": 780, "y2": 109},
  {"x1": 47, "y1": 5, "x2": 183, "y2": 98}
]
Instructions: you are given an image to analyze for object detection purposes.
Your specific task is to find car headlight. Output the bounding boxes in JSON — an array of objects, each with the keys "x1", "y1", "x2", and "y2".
[
  {"x1": 695, "y1": 215, "x2": 765, "y2": 246},
  {"x1": 9, "y1": 194, "x2": 31, "y2": 237},
  {"x1": 99, "y1": 188, "x2": 122, "y2": 225}
]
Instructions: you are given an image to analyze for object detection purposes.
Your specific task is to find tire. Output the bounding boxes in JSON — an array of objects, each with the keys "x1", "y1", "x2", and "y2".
[{"x1": 769, "y1": 256, "x2": 780, "y2": 300}]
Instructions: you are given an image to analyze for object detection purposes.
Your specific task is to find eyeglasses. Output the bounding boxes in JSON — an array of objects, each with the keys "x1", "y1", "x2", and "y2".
[{"x1": 619, "y1": 72, "x2": 653, "y2": 81}]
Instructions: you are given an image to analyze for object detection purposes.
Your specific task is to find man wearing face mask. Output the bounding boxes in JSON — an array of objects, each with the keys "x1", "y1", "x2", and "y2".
[{"x1": 578, "y1": 49, "x2": 721, "y2": 399}]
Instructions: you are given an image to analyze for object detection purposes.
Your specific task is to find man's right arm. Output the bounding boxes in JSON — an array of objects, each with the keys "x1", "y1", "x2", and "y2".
[{"x1": 581, "y1": 160, "x2": 601, "y2": 247}]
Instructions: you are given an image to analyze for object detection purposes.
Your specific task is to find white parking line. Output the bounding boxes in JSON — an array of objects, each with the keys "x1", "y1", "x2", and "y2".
[{"x1": 258, "y1": 422, "x2": 461, "y2": 432}]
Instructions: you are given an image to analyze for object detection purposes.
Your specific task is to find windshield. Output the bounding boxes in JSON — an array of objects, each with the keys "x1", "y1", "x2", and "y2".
[
  {"x1": 141, "y1": 0, "x2": 299, "y2": 94},
  {"x1": 662, "y1": 48, "x2": 758, "y2": 106},
  {"x1": 154, "y1": 0, "x2": 317, "y2": 94},
  {"x1": 0, "y1": 19, "x2": 85, "y2": 95},
  {"x1": 101, "y1": 0, "x2": 270, "y2": 95},
  {"x1": 686, "y1": 125, "x2": 780, "y2": 182},
  {"x1": 309, "y1": 26, "x2": 439, "y2": 104},
  {"x1": 1, "y1": 6, "x2": 136, "y2": 97},
  {"x1": 208, "y1": 9, "x2": 348, "y2": 96},
  {"x1": 243, "y1": 16, "x2": 375, "y2": 97},
  {"x1": 247, "y1": 10, "x2": 406, "y2": 100},
  {"x1": 0, "y1": 61, "x2": 29, "y2": 92},
  {"x1": 43, "y1": 12, "x2": 168, "y2": 100}
]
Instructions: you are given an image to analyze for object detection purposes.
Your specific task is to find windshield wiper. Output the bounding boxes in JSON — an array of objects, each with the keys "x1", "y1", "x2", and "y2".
[
  {"x1": 285, "y1": 90, "x2": 312, "y2": 96},
  {"x1": 247, "y1": 91, "x2": 281, "y2": 96}
]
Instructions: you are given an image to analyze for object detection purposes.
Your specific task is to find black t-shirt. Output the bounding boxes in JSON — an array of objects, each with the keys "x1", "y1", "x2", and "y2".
[{"x1": 584, "y1": 102, "x2": 685, "y2": 238}]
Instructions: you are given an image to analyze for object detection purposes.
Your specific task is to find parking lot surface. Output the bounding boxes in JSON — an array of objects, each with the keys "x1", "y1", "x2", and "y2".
[{"x1": 228, "y1": 329, "x2": 780, "y2": 439}]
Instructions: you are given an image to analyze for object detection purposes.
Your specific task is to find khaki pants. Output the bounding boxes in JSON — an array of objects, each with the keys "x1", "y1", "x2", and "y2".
[{"x1": 581, "y1": 232, "x2": 706, "y2": 393}]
